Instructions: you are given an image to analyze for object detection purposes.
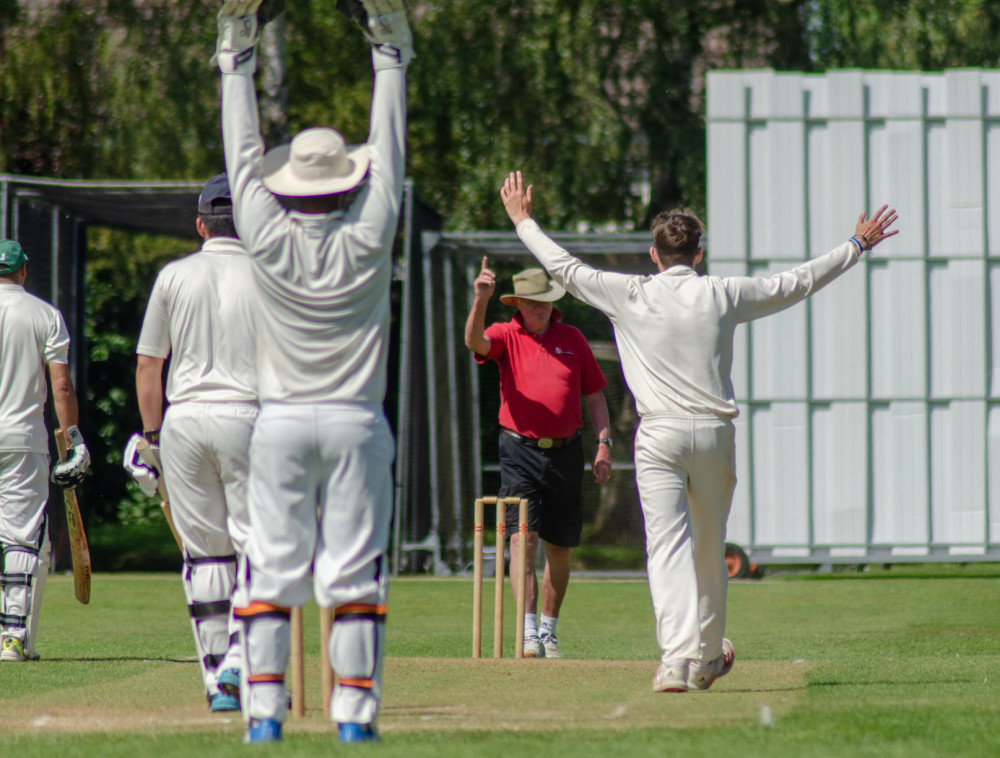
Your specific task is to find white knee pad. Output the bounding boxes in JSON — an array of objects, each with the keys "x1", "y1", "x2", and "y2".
[
  {"x1": 182, "y1": 553, "x2": 237, "y2": 697},
  {"x1": 236, "y1": 603, "x2": 291, "y2": 722},
  {"x1": 1, "y1": 544, "x2": 40, "y2": 641}
]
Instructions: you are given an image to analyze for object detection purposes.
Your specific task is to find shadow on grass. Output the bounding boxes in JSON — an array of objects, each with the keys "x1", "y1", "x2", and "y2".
[{"x1": 36, "y1": 656, "x2": 197, "y2": 663}]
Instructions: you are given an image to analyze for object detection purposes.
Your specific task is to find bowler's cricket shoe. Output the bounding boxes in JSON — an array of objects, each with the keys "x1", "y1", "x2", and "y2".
[
  {"x1": 244, "y1": 718, "x2": 282, "y2": 743},
  {"x1": 688, "y1": 638, "x2": 734, "y2": 690},
  {"x1": 339, "y1": 723, "x2": 379, "y2": 743},
  {"x1": 523, "y1": 635, "x2": 544, "y2": 658},
  {"x1": 0, "y1": 636, "x2": 28, "y2": 662},
  {"x1": 651, "y1": 659, "x2": 688, "y2": 692},
  {"x1": 540, "y1": 632, "x2": 561, "y2": 659}
]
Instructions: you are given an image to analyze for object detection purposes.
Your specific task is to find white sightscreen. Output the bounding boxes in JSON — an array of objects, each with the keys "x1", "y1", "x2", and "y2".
[{"x1": 708, "y1": 68, "x2": 1000, "y2": 563}]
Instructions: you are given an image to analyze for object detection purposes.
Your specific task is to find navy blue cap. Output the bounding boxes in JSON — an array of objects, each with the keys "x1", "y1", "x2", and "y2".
[{"x1": 198, "y1": 174, "x2": 233, "y2": 216}]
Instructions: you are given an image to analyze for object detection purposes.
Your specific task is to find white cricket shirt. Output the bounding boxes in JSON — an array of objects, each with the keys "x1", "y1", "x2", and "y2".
[
  {"x1": 516, "y1": 219, "x2": 861, "y2": 419},
  {"x1": 136, "y1": 237, "x2": 258, "y2": 404},
  {"x1": 0, "y1": 283, "x2": 70, "y2": 452},
  {"x1": 221, "y1": 61, "x2": 406, "y2": 405}
]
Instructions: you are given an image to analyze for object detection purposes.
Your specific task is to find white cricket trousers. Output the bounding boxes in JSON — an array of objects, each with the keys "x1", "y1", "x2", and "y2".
[
  {"x1": 241, "y1": 402, "x2": 394, "y2": 725},
  {"x1": 0, "y1": 452, "x2": 49, "y2": 650},
  {"x1": 634, "y1": 414, "x2": 737, "y2": 664},
  {"x1": 161, "y1": 401, "x2": 257, "y2": 697},
  {"x1": 161, "y1": 402, "x2": 256, "y2": 556}
]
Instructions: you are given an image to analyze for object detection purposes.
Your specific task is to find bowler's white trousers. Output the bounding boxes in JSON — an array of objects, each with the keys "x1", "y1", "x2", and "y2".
[
  {"x1": 635, "y1": 414, "x2": 737, "y2": 664},
  {"x1": 241, "y1": 403, "x2": 394, "y2": 725}
]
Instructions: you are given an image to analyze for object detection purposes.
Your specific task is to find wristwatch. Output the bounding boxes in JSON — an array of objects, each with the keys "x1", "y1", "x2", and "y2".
[{"x1": 598, "y1": 438, "x2": 613, "y2": 447}]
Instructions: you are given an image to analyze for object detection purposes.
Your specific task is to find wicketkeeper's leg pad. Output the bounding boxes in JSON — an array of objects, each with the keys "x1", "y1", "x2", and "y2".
[
  {"x1": 235, "y1": 601, "x2": 292, "y2": 722},
  {"x1": 329, "y1": 598, "x2": 387, "y2": 724}
]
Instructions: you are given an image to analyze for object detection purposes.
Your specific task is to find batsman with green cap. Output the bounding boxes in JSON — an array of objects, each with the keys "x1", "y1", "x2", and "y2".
[
  {"x1": 0, "y1": 239, "x2": 90, "y2": 662},
  {"x1": 0, "y1": 239, "x2": 27, "y2": 275}
]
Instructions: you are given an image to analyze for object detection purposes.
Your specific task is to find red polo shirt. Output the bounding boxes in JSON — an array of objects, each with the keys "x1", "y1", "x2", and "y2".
[{"x1": 477, "y1": 309, "x2": 608, "y2": 438}]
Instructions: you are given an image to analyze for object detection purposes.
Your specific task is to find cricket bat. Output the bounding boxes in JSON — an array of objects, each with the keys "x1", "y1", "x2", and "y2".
[
  {"x1": 54, "y1": 428, "x2": 91, "y2": 605},
  {"x1": 134, "y1": 437, "x2": 183, "y2": 553}
]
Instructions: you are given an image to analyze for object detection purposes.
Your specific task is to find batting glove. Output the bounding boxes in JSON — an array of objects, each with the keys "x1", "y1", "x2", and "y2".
[
  {"x1": 123, "y1": 433, "x2": 159, "y2": 499},
  {"x1": 51, "y1": 425, "x2": 91, "y2": 488},
  {"x1": 335, "y1": 0, "x2": 415, "y2": 69},
  {"x1": 213, "y1": 0, "x2": 264, "y2": 74}
]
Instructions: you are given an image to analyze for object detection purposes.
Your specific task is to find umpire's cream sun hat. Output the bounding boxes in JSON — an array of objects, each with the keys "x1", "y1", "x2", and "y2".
[
  {"x1": 499, "y1": 268, "x2": 565, "y2": 305},
  {"x1": 262, "y1": 127, "x2": 371, "y2": 197}
]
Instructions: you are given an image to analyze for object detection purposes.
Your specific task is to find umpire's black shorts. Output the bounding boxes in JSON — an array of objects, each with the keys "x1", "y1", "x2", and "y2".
[{"x1": 498, "y1": 431, "x2": 584, "y2": 548}]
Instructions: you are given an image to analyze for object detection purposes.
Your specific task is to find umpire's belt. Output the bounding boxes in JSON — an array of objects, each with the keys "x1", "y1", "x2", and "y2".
[{"x1": 501, "y1": 428, "x2": 581, "y2": 450}]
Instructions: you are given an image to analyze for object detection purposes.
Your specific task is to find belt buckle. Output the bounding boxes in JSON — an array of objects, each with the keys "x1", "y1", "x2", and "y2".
[{"x1": 537, "y1": 438, "x2": 554, "y2": 449}]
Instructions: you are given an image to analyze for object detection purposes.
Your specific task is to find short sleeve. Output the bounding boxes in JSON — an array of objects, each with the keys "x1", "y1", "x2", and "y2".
[
  {"x1": 42, "y1": 309, "x2": 70, "y2": 365},
  {"x1": 136, "y1": 272, "x2": 172, "y2": 358},
  {"x1": 476, "y1": 321, "x2": 510, "y2": 365}
]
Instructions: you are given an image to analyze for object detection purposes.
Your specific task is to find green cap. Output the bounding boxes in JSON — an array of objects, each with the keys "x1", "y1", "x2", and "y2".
[{"x1": 0, "y1": 240, "x2": 27, "y2": 275}]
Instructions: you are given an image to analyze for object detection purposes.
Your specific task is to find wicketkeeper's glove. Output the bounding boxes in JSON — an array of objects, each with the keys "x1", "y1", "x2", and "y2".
[
  {"x1": 123, "y1": 432, "x2": 159, "y2": 498},
  {"x1": 51, "y1": 425, "x2": 91, "y2": 488},
  {"x1": 335, "y1": 0, "x2": 415, "y2": 69},
  {"x1": 213, "y1": 0, "x2": 287, "y2": 74}
]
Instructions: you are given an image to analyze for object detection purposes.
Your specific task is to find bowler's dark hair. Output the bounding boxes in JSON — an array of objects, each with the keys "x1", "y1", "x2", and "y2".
[
  {"x1": 650, "y1": 209, "x2": 704, "y2": 266},
  {"x1": 199, "y1": 213, "x2": 238, "y2": 239}
]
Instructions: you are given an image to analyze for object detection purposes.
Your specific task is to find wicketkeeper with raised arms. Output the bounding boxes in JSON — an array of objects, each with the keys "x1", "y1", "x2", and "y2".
[{"x1": 214, "y1": 0, "x2": 412, "y2": 744}]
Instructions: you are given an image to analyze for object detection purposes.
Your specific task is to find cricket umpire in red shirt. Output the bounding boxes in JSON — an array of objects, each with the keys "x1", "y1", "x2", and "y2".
[{"x1": 465, "y1": 257, "x2": 612, "y2": 658}]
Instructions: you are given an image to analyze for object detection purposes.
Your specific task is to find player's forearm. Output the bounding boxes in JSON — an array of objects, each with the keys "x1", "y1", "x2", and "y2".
[
  {"x1": 356, "y1": 61, "x2": 408, "y2": 249},
  {"x1": 135, "y1": 355, "x2": 166, "y2": 431},
  {"x1": 516, "y1": 219, "x2": 623, "y2": 317},
  {"x1": 221, "y1": 73, "x2": 263, "y2": 191},
  {"x1": 221, "y1": 73, "x2": 284, "y2": 252},
  {"x1": 464, "y1": 298, "x2": 491, "y2": 356},
  {"x1": 731, "y1": 241, "x2": 860, "y2": 322},
  {"x1": 585, "y1": 391, "x2": 611, "y2": 440},
  {"x1": 48, "y1": 363, "x2": 79, "y2": 431}
]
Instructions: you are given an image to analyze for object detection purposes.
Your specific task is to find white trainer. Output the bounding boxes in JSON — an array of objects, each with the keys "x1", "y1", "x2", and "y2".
[
  {"x1": 540, "y1": 633, "x2": 561, "y2": 659},
  {"x1": 688, "y1": 638, "x2": 734, "y2": 690},
  {"x1": 652, "y1": 659, "x2": 688, "y2": 692},
  {"x1": 523, "y1": 635, "x2": 544, "y2": 658},
  {"x1": 1, "y1": 636, "x2": 28, "y2": 662}
]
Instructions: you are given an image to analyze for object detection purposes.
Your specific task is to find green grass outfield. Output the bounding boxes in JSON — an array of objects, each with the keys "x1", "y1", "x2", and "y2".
[{"x1": 2, "y1": 565, "x2": 999, "y2": 757}]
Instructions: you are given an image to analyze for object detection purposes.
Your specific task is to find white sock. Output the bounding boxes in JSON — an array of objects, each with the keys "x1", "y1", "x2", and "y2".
[
  {"x1": 540, "y1": 614, "x2": 558, "y2": 638},
  {"x1": 523, "y1": 613, "x2": 538, "y2": 639}
]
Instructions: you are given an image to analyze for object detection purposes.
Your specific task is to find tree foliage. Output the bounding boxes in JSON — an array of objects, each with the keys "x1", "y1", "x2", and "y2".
[{"x1": 806, "y1": 0, "x2": 1000, "y2": 69}]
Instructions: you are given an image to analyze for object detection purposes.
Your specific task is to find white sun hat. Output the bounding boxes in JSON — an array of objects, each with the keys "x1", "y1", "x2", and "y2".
[{"x1": 262, "y1": 127, "x2": 371, "y2": 197}]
